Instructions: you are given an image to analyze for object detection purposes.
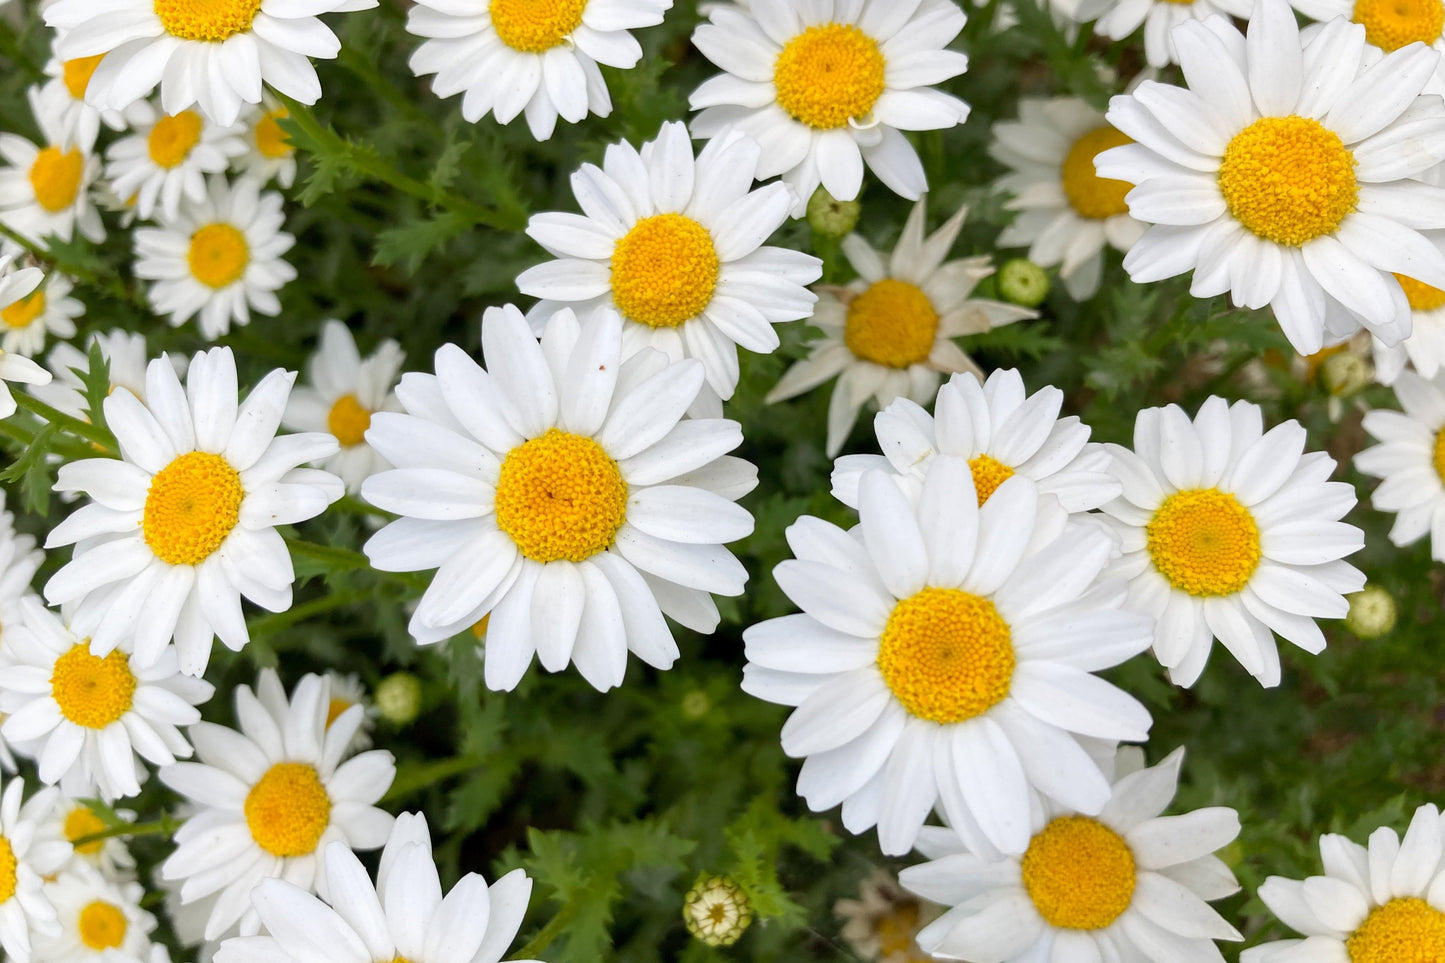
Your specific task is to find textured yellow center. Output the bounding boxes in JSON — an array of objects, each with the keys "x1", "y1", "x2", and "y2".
[
  {"x1": 63, "y1": 55, "x2": 105, "y2": 99},
  {"x1": 79, "y1": 901, "x2": 127, "y2": 950},
  {"x1": 147, "y1": 110, "x2": 204, "y2": 168},
  {"x1": 154, "y1": 0, "x2": 262, "y2": 41},
  {"x1": 327, "y1": 394, "x2": 372, "y2": 447},
  {"x1": 142, "y1": 451, "x2": 244, "y2": 566},
  {"x1": 64, "y1": 807, "x2": 108, "y2": 856},
  {"x1": 51, "y1": 644, "x2": 136, "y2": 729},
  {"x1": 244, "y1": 763, "x2": 331, "y2": 857},
  {"x1": 325, "y1": 697, "x2": 353, "y2": 728},
  {"x1": 610, "y1": 214, "x2": 720, "y2": 329},
  {"x1": 488, "y1": 0, "x2": 588, "y2": 52},
  {"x1": 1353, "y1": 0, "x2": 1445, "y2": 48},
  {"x1": 877, "y1": 588, "x2": 1015, "y2": 724},
  {"x1": 968, "y1": 454, "x2": 1015, "y2": 506},
  {"x1": 1, "y1": 290, "x2": 45, "y2": 330},
  {"x1": 1147, "y1": 488, "x2": 1261, "y2": 596},
  {"x1": 187, "y1": 223, "x2": 250, "y2": 289},
  {"x1": 1433, "y1": 429, "x2": 1445, "y2": 486},
  {"x1": 1397, "y1": 274, "x2": 1445, "y2": 312},
  {"x1": 494, "y1": 429, "x2": 628, "y2": 563},
  {"x1": 773, "y1": 23, "x2": 886, "y2": 130},
  {"x1": 0, "y1": 837, "x2": 14, "y2": 904},
  {"x1": 1022, "y1": 816, "x2": 1137, "y2": 930},
  {"x1": 843, "y1": 279, "x2": 939, "y2": 368},
  {"x1": 29, "y1": 147, "x2": 84, "y2": 213},
  {"x1": 1061, "y1": 126, "x2": 1134, "y2": 220},
  {"x1": 1347, "y1": 898, "x2": 1445, "y2": 963},
  {"x1": 255, "y1": 108, "x2": 294, "y2": 159},
  {"x1": 1217, "y1": 116, "x2": 1358, "y2": 246}
]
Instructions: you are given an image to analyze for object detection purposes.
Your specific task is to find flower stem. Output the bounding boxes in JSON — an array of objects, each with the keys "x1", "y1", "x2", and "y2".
[
  {"x1": 11, "y1": 391, "x2": 118, "y2": 455},
  {"x1": 69, "y1": 814, "x2": 179, "y2": 849}
]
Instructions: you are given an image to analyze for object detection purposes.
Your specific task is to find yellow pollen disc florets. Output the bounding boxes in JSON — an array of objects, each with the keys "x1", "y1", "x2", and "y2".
[
  {"x1": 29, "y1": 146, "x2": 84, "y2": 213},
  {"x1": 1432, "y1": 428, "x2": 1445, "y2": 485},
  {"x1": 0, "y1": 836, "x2": 15, "y2": 904},
  {"x1": 147, "y1": 110, "x2": 204, "y2": 169},
  {"x1": 494, "y1": 428, "x2": 628, "y2": 563},
  {"x1": 610, "y1": 214, "x2": 720, "y2": 329},
  {"x1": 489, "y1": 0, "x2": 588, "y2": 52},
  {"x1": 64, "y1": 807, "x2": 108, "y2": 856},
  {"x1": 1061, "y1": 126, "x2": 1135, "y2": 220},
  {"x1": 843, "y1": 279, "x2": 940, "y2": 368},
  {"x1": 1146, "y1": 487, "x2": 1262, "y2": 597},
  {"x1": 327, "y1": 394, "x2": 372, "y2": 447},
  {"x1": 1022, "y1": 816, "x2": 1137, "y2": 930},
  {"x1": 1347, "y1": 897, "x2": 1445, "y2": 963},
  {"x1": 968, "y1": 454, "x2": 1015, "y2": 505},
  {"x1": 255, "y1": 109, "x2": 294, "y2": 159},
  {"x1": 1217, "y1": 115, "x2": 1358, "y2": 247},
  {"x1": 63, "y1": 55, "x2": 106, "y2": 99},
  {"x1": 51, "y1": 644, "x2": 136, "y2": 729},
  {"x1": 325, "y1": 698, "x2": 354, "y2": 728},
  {"x1": 79, "y1": 901, "x2": 127, "y2": 950},
  {"x1": 876, "y1": 588, "x2": 1015, "y2": 724},
  {"x1": 154, "y1": 0, "x2": 263, "y2": 42},
  {"x1": 774, "y1": 23, "x2": 886, "y2": 130},
  {"x1": 244, "y1": 763, "x2": 331, "y2": 857},
  {"x1": 1353, "y1": 0, "x2": 1445, "y2": 49},
  {"x1": 1, "y1": 290, "x2": 45, "y2": 331},
  {"x1": 142, "y1": 451, "x2": 244, "y2": 566},
  {"x1": 187, "y1": 222, "x2": 250, "y2": 289},
  {"x1": 1396, "y1": 273, "x2": 1445, "y2": 312}
]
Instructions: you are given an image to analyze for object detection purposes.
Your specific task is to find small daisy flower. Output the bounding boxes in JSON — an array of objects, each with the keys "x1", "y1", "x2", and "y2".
[
  {"x1": 134, "y1": 174, "x2": 296, "y2": 339},
  {"x1": 362, "y1": 305, "x2": 757, "y2": 692},
  {"x1": 1072, "y1": 0, "x2": 1249, "y2": 66},
  {"x1": 1372, "y1": 270, "x2": 1445, "y2": 385},
  {"x1": 0, "y1": 87, "x2": 104, "y2": 250},
  {"x1": 42, "y1": 346, "x2": 344, "y2": 676},
  {"x1": 282, "y1": 320, "x2": 405, "y2": 494},
  {"x1": 406, "y1": 0, "x2": 670, "y2": 140},
  {"x1": 516, "y1": 121, "x2": 821, "y2": 401},
  {"x1": 744, "y1": 460, "x2": 1154, "y2": 856},
  {"x1": 31, "y1": 330, "x2": 179, "y2": 424},
  {"x1": 767, "y1": 198, "x2": 1036, "y2": 456},
  {"x1": 1097, "y1": 0, "x2": 1445, "y2": 355},
  {"x1": 0, "y1": 777, "x2": 69, "y2": 963},
  {"x1": 321, "y1": 672, "x2": 374, "y2": 754},
  {"x1": 900, "y1": 747, "x2": 1242, "y2": 962},
  {"x1": 690, "y1": 0, "x2": 971, "y2": 211},
  {"x1": 0, "y1": 271, "x2": 81, "y2": 358},
  {"x1": 159, "y1": 670, "x2": 395, "y2": 941},
  {"x1": 0, "y1": 489, "x2": 45, "y2": 648},
  {"x1": 233, "y1": 97, "x2": 297, "y2": 188},
  {"x1": 1294, "y1": 0, "x2": 1445, "y2": 93},
  {"x1": 835, "y1": 870, "x2": 938, "y2": 963},
  {"x1": 44, "y1": 800, "x2": 137, "y2": 881},
  {"x1": 104, "y1": 103, "x2": 246, "y2": 223},
  {"x1": 35, "y1": 867, "x2": 158, "y2": 963},
  {"x1": 1100, "y1": 396, "x2": 1365, "y2": 688},
  {"x1": 0, "y1": 257, "x2": 53, "y2": 418},
  {"x1": 1356, "y1": 369, "x2": 1445, "y2": 560},
  {"x1": 36, "y1": 53, "x2": 150, "y2": 153}
]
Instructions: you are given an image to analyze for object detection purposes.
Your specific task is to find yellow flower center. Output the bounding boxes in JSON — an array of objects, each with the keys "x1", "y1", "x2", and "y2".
[
  {"x1": 325, "y1": 697, "x2": 354, "y2": 728},
  {"x1": 255, "y1": 108, "x2": 294, "y2": 159},
  {"x1": 187, "y1": 223, "x2": 250, "y2": 289},
  {"x1": 610, "y1": 214, "x2": 720, "y2": 329},
  {"x1": 1022, "y1": 816, "x2": 1137, "y2": 930},
  {"x1": 1061, "y1": 126, "x2": 1135, "y2": 220},
  {"x1": 78, "y1": 901, "x2": 128, "y2": 951},
  {"x1": 1397, "y1": 274, "x2": 1445, "y2": 312},
  {"x1": 63, "y1": 55, "x2": 106, "y2": 100},
  {"x1": 64, "y1": 807, "x2": 108, "y2": 856},
  {"x1": 494, "y1": 429, "x2": 628, "y2": 562},
  {"x1": 0, "y1": 836, "x2": 15, "y2": 904},
  {"x1": 1, "y1": 290, "x2": 45, "y2": 330},
  {"x1": 773, "y1": 23, "x2": 886, "y2": 130},
  {"x1": 147, "y1": 110, "x2": 204, "y2": 169},
  {"x1": 843, "y1": 279, "x2": 939, "y2": 368},
  {"x1": 51, "y1": 644, "x2": 136, "y2": 729},
  {"x1": 154, "y1": 0, "x2": 263, "y2": 42},
  {"x1": 1146, "y1": 488, "x2": 1262, "y2": 597},
  {"x1": 875, "y1": 903, "x2": 922, "y2": 957},
  {"x1": 327, "y1": 394, "x2": 372, "y2": 447},
  {"x1": 876, "y1": 588, "x2": 1015, "y2": 724},
  {"x1": 29, "y1": 146, "x2": 84, "y2": 213},
  {"x1": 1353, "y1": 0, "x2": 1445, "y2": 49},
  {"x1": 1433, "y1": 429, "x2": 1445, "y2": 485},
  {"x1": 969, "y1": 454, "x2": 1015, "y2": 506},
  {"x1": 1347, "y1": 897, "x2": 1445, "y2": 963},
  {"x1": 243, "y1": 763, "x2": 331, "y2": 857},
  {"x1": 471, "y1": 613, "x2": 491, "y2": 639},
  {"x1": 142, "y1": 451, "x2": 244, "y2": 566},
  {"x1": 488, "y1": 0, "x2": 588, "y2": 52},
  {"x1": 1217, "y1": 115, "x2": 1358, "y2": 247}
]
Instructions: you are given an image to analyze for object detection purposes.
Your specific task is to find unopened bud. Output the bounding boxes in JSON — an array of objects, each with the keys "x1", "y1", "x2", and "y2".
[
  {"x1": 1345, "y1": 584, "x2": 1396, "y2": 639},
  {"x1": 374, "y1": 672, "x2": 422, "y2": 726},
  {"x1": 683, "y1": 874, "x2": 752, "y2": 947},
  {"x1": 1320, "y1": 351, "x2": 1370, "y2": 398},
  {"x1": 807, "y1": 186, "x2": 861, "y2": 239},
  {"x1": 997, "y1": 258, "x2": 1049, "y2": 307}
]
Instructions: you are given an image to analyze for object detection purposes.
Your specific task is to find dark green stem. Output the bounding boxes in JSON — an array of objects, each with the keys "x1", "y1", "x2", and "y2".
[
  {"x1": 11, "y1": 392, "x2": 118, "y2": 454},
  {"x1": 69, "y1": 814, "x2": 178, "y2": 849}
]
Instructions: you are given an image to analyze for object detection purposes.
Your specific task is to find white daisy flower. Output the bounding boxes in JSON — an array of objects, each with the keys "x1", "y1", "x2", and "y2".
[
  {"x1": 1099, "y1": 396, "x2": 1365, "y2": 688},
  {"x1": 1372, "y1": 267, "x2": 1445, "y2": 385},
  {"x1": 42, "y1": 346, "x2": 344, "y2": 676},
  {"x1": 321, "y1": 671, "x2": 374, "y2": 754},
  {"x1": 690, "y1": 0, "x2": 971, "y2": 211},
  {"x1": 104, "y1": 103, "x2": 246, "y2": 223},
  {"x1": 900, "y1": 746, "x2": 1242, "y2": 962},
  {"x1": 766, "y1": 198, "x2": 1036, "y2": 456},
  {"x1": 362, "y1": 305, "x2": 757, "y2": 692},
  {"x1": 1072, "y1": 0, "x2": 1249, "y2": 66},
  {"x1": 1242, "y1": 803, "x2": 1445, "y2": 963},
  {"x1": 43, "y1": 800, "x2": 137, "y2": 882},
  {"x1": 134, "y1": 174, "x2": 296, "y2": 339},
  {"x1": 1294, "y1": 0, "x2": 1445, "y2": 93},
  {"x1": 0, "y1": 271, "x2": 81, "y2": 358},
  {"x1": 0, "y1": 489, "x2": 45, "y2": 646},
  {"x1": 159, "y1": 670, "x2": 395, "y2": 941},
  {"x1": 743, "y1": 459, "x2": 1153, "y2": 856},
  {"x1": 989, "y1": 97, "x2": 1146, "y2": 300},
  {"x1": 36, "y1": 54, "x2": 150, "y2": 153},
  {"x1": 281, "y1": 320, "x2": 405, "y2": 495},
  {"x1": 233, "y1": 97, "x2": 297, "y2": 189},
  {"x1": 516, "y1": 121, "x2": 821, "y2": 402},
  {"x1": 45, "y1": 0, "x2": 380, "y2": 128},
  {"x1": 212, "y1": 811, "x2": 540, "y2": 963},
  {"x1": 406, "y1": 0, "x2": 670, "y2": 140},
  {"x1": 35, "y1": 867, "x2": 157, "y2": 963},
  {"x1": 0, "y1": 257, "x2": 53, "y2": 418},
  {"x1": 0, "y1": 777, "x2": 70, "y2": 963},
  {"x1": 1355, "y1": 369, "x2": 1445, "y2": 560},
  {"x1": 31, "y1": 330, "x2": 181, "y2": 424},
  {"x1": 0, "y1": 87, "x2": 104, "y2": 250},
  {"x1": 1097, "y1": 0, "x2": 1445, "y2": 355}
]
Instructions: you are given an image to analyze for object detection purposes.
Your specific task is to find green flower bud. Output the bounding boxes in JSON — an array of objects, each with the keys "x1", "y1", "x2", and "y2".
[
  {"x1": 680, "y1": 689, "x2": 710, "y2": 720},
  {"x1": 374, "y1": 672, "x2": 423, "y2": 726},
  {"x1": 807, "y1": 186, "x2": 860, "y2": 239},
  {"x1": 1345, "y1": 584, "x2": 1397, "y2": 639},
  {"x1": 1319, "y1": 351, "x2": 1370, "y2": 398},
  {"x1": 997, "y1": 258, "x2": 1050, "y2": 307},
  {"x1": 683, "y1": 874, "x2": 753, "y2": 947}
]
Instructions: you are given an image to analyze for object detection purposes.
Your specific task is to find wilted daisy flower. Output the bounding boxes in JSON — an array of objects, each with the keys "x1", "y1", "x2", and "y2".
[
  {"x1": 1072, "y1": 0, "x2": 1248, "y2": 66},
  {"x1": 0, "y1": 777, "x2": 69, "y2": 963},
  {"x1": 516, "y1": 122, "x2": 820, "y2": 402},
  {"x1": 35, "y1": 53, "x2": 149, "y2": 152},
  {"x1": 43, "y1": 346, "x2": 343, "y2": 675},
  {"x1": 134, "y1": 174, "x2": 296, "y2": 339},
  {"x1": 0, "y1": 257, "x2": 53, "y2": 418},
  {"x1": 1098, "y1": 0, "x2": 1445, "y2": 355},
  {"x1": 1100, "y1": 396, "x2": 1365, "y2": 687},
  {"x1": 744, "y1": 460, "x2": 1153, "y2": 856},
  {"x1": 31, "y1": 331, "x2": 182, "y2": 424},
  {"x1": 835, "y1": 870, "x2": 937, "y2": 963},
  {"x1": 0, "y1": 87, "x2": 103, "y2": 249},
  {"x1": 1355, "y1": 370, "x2": 1445, "y2": 560},
  {"x1": 900, "y1": 747, "x2": 1242, "y2": 962},
  {"x1": 767, "y1": 198, "x2": 1035, "y2": 456},
  {"x1": 690, "y1": 0, "x2": 971, "y2": 210},
  {"x1": 0, "y1": 271, "x2": 81, "y2": 358},
  {"x1": 104, "y1": 103, "x2": 246, "y2": 223},
  {"x1": 35, "y1": 868, "x2": 157, "y2": 963},
  {"x1": 282, "y1": 320, "x2": 404, "y2": 494},
  {"x1": 233, "y1": 97, "x2": 297, "y2": 188},
  {"x1": 406, "y1": 0, "x2": 670, "y2": 140},
  {"x1": 321, "y1": 671, "x2": 374, "y2": 753},
  {"x1": 160, "y1": 670, "x2": 394, "y2": 941},
  {"x1": 363, "y1": 305, "x2": 756, "y2": 692},
  {"x1": 43, "y1": 800, "x2": 136, "y2": 881}
]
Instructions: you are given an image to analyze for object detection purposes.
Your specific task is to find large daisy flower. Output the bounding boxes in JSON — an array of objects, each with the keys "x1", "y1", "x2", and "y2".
[
  {"x1": 31, "y1": 330, "x2": 180, "y2": 423},
  {"x1": 689, "y1": 0, "x2": 971, "y2": 210},
  {"x1": 1099, "y1": 396, "x2": 1365, "y2": 687},
  {"x1": 0, "y1": 87, "x2": 104, "y2": 250},
  {"x1": 159, "y1": 670, "x2": 394, "y2": 941},
  {"x1": 767, "y1": 198, "x2": 1035, "y2": 456},
  {"x1": 0, "y1": 271, "x2": 82, "y2": 359},
  {"x1": 1096, "y1": 0, "x2": 1445, "y2": 355},
  {"x1": 0, "y1": 256, "x2": 53, "y2": 418},
  {"x1": 362, "y1": 305, "x2": 757, "y2": 692},
  {"x1": 1356, "y1": 369, "x2": 1445, "y2": 560},
  {"x1": 743, "y1": 459, "x2": 1153, "y2": 856},
  {"x1": 33, "y1": 867, "x2": 159, "y2": 963},
  {"x1": 1072, "y1": 0, "x2": 1249, "y2": 66},
  {"x1": 42, "y1": 346, "x2": 344, "y2": 676},
  {"x1": 0, "y1": 777, "x2": 70, "y2": 963},
  {"x1": 104, "y1": 103, "x2": 247, "y2": 224}
]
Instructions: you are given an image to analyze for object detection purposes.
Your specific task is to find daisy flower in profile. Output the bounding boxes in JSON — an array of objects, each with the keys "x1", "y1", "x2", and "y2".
[
  {"x1": 362, "y1": 305, "x2": 757, "y2": 692},
  {"x1": 282, "y1": 320, "x2": 405, "y2": 494},
  {"x1": 1356, "y1": 369, "x2": 1445, "y2": 560},
  {"x1": 900, "y1": 746, "x2": 1242, "y2": 962},
  {"x1": 35, "y1": 53, "x2": 149, "y2": 152},
  {"x1": 31, "y1": 330, "x2": 180, "y2": 423},
  {"x1": 1097, "y1": 0, "x2": 1445, "y2": 355},
  {"x1": 104, "y1": 103, "x2": 246, "y2": 223},
  {"x1": 690, "y1": 0, "x2": 971, "y2": 211},
  {"x1": 44, "y1": 799, "x2": 137, "y2": 881},
  {"x1": 767, "y1": 198, "x2": 1035, "y2": 456},
  {"x1": 233, "y1": 97, "x2": 297, "y2": 188},
  {"x1": 134, "y1": 174, "x2": 296, "y2": 339},
  {"x1": 1371, "y1": 269, "x2": 1445, "y2": 385},
  {"x1": 1072, "y1": 0, "x2": 1248, "y2": 66},
  {"x1": 0, "y1": 257, "x2": 53, "y2": 418},
  {"x1": 42, "y1": 346, "x2": 344, "y2": 675},
  {"x1": 1099, "y1": 396, "x2": 1365, "y2": 688},
  {"x1": 160, "y1": 670, "x2": 395, "y2": 941},
  {"x1": 0, "y1": 88, "x2": 104, "y2": 249},
  {"x1": 0, "y1": 777, "x2": 69, "y2": 963},
  {"x1": 516, "y1": 122, "x2": 820, "y2": 402},
  {"x1": 743, "y1": 459, "x2": 1153, "y2": 856},
  {"x1": 34, "y1": 868, "x2": 158, "y2": 963},
  {"x1": 406, "y1": 0, "x2": 670, "y2": 140},
  {"x1": 0, "y1": 271, "x2": 81, "y2": 358}
]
